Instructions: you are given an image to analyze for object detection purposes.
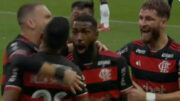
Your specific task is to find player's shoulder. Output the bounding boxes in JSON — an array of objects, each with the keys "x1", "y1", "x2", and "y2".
[
  {"x1": 169, "y1": 40, "x2": 180, "y2": 53},
  {"x1": 132, "y1": 40, "x2": 145, "y2": 47},
  {"x1": 6, "y1": 39, "x2": 30, "y2": 57},
  {"x1": 99, "y1": 51, "x2": 120, "y2": 58}
]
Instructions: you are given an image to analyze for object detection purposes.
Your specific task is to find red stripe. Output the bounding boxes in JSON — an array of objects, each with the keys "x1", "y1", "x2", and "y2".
[
  {"x1": 3, "y1": 50, "x2": 8, "y2": 65},
  {"x1": 4, "y1": 86, "x2": 22, "y2": 92},
  {"x1": 130, "y1": 52, "x2": 177, "y2": 73},
  {"x1": 9, "y1": 50, "x2": 27, "y2": 62},
  {"x1": 169, "y1": 46, "x2": 180, "y2": 52},
  {"x1": 1, "y1": 74, "x2": 6, "y2": 85},
  {"x1": 99, "y1": 51, "x2": 120, "y2": 58},
  {"x1": 18, "y1": 38, "x2": 30, "y2": 43},
  {"x1": 23, "y1": 72, "x2": 70, "y2": 91},
  {"x1": 82, "y1": 66, "x2": 117, "y2": 84},
  {"x1": 89, "y1": 90, "x2": 120, "y2": 100},
  {"x1": 133, "y1": 40, "x2": 144, "y2": 46},
  {"x1": 133, "y1": 77, "x2": 179, "y2": 93},
  {"x1": 171, "y1": 41, "x2": 180, "y2": 47},
  {"x1": 66, "y1": 53, "x2": 73, "y2": 61}
]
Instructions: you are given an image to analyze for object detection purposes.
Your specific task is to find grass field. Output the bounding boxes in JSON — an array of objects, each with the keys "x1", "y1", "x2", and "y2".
[{"x1": 0, "y1": 0, "x2": 180, "y2": 99}]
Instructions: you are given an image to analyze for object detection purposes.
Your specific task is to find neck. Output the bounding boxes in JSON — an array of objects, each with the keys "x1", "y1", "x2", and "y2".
[
  {"x1": 147, "y1": 33, "x2": 168, "y2": 51},
  {"x1": 21, "y1": 29, "x2": 41, "y2": 46},
  {"x1": 39, "y1": 42, "x2": 60, "y2": 55}
]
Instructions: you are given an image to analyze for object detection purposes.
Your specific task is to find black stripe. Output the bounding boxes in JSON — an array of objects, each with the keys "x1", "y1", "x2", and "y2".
[
  {"x1": 131, "y1": 66, "x2": 178, "y2": 83},
  {"x1": 87, "y1": 80, "x2": 119, "y2": 93}
]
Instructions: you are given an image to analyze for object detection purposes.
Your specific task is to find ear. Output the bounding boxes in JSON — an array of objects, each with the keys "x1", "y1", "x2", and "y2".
[
  {"x1": 161, "y1": 18, "x2": 167, "y2": 27},
  {"x1": 26, "y1": 18, "x2": 36, "y2": 29},
  {"x1": 94, "y1": 30, "x2": 99, "y2": 41}
]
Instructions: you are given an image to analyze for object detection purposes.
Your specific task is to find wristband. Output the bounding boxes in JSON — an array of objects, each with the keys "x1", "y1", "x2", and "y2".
[
  {"x1": 54, "y1": 64, "x2": 72, "y2": 80},
  {"x1": 146, "y1": 92, "x2": 156, "y2": 101}
]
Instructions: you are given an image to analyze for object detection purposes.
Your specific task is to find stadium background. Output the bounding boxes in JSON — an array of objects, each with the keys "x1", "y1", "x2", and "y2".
[{"x1": 0, "y1": 0, "x2": 180, "y2": 99}]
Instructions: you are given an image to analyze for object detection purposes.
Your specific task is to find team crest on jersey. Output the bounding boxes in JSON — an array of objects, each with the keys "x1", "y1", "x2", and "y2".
[
  {"x1": 136, "y1": 60, "x2": 141, "y2": 66},
  {"x1": 136, "y1": 49, "x2": 146, "y2": 54},
  {"x1": 158, "y1": 61, "x2": 171, "y2": 73},
  {"x1": 99, "y1": 68, "x2": 112, "y2": 81}
]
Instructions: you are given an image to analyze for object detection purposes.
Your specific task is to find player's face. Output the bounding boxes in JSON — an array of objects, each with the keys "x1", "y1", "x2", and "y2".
[
  {"x1": 139, "y1": 9, "x2": 162, "y2": 44},
  {"x1": 70, "y1": 7, "x2": 92, "y2": 27},
  {"x1": 32, "y1": 5, "x2": 52, "y2": 45},
  {"x1": 72, "y1": 21, "x2": 98, "y2": 54}
]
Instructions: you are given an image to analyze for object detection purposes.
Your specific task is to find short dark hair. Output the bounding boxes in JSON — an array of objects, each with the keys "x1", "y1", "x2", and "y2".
[
  {"x1": 141, "y1": 0, "x2": 170, "y2": 20},
  {"x1": 74, "y1": 14, "x2": 97, "y2": 30},
  {"x1": 72, "y1": 1, "x2": 94, "y2": 16},
  {"x1": 44, "y1": 17, "x2": 69, "y2": 50}
]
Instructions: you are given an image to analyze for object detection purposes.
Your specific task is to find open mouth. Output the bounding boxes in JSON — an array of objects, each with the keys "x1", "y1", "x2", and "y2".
[
  {"x1": 141, "y1": 28, "x2": 151, "y2": 36},
  {"x1": 76, "y1": 44, "x2": 86, "y2": 54}
]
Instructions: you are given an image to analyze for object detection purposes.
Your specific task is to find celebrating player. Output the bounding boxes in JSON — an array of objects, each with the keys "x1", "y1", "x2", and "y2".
[
  {"x1": 68, "y1": 14, "x2": 132, "y2": 101},
  {"x1": 117, "y1": 0, "x2": 180, "y2": 101},
  {"x1": 3, "y1": 17, "x2": 89, "y2": 101}
]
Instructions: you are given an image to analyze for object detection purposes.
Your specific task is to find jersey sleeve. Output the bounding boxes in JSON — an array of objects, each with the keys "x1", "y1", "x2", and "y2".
[
  {"x1": 117, "y1": 56, "x2": 132, "y2": 93},
  {"x1": 7, "y1": 41, "x2": 31, "y2": 62},
  {"x1": 117, "y1": 43, "x2": 132, "y2": 65},
  {"x1": 4, "y1": 66, "x2": 23, "y2": 92}
]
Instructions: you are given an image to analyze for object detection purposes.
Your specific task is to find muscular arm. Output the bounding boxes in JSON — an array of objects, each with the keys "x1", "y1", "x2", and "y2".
[{"x1": 156, "y1": 91, "x2": 180, "y2": 101}]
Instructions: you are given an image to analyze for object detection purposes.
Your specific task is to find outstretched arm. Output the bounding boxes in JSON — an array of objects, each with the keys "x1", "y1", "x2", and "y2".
[{"x1": 127, "y1": 82, "x2": 180, "y2": 101}]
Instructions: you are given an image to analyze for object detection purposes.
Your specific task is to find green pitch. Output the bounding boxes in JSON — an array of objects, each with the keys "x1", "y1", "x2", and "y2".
[{"x1": 0, "y1": 0, "x2": 180, "y2": 99}]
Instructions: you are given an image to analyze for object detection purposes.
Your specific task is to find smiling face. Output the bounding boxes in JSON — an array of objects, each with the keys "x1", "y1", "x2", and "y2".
[
  {"x1": 139, "y1": 9, "x2": 163, "y2": 44},
  {"x1": 72, "y1": 21, "x2": 98, "y2": 54}
]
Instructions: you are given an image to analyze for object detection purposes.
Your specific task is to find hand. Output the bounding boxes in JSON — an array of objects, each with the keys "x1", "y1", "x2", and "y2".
[
  {"x1": 63, "y1": 70, "x2": 84, "y2": 94},
  {"x1": 95, "y1": 40, "x2": 109, "y2": 51},
  {"x1": 127, "y1": 81, "x2": 146, "y2": 101}
]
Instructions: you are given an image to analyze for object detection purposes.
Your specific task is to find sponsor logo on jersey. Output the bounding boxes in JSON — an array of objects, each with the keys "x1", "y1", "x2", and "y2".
[
  {"x1": 158, "y1": 61, "x2": 171, "y2": 73},
  {"x1": 8, "y1": 68, "x2": 18, "y2": 82},
  {"x1": 161, "y1": 53, "x2": 174, "y2": 58},
  {"x1": 121, "y1": 67, "x2": 127, "y2": 86},
  {"x1": 142, "y1": 83, "x2": 166, "y2": 93},
  {"x1": 98, "y1": 60, "x2": 111, "y2": 67},
  {"x1": 99, "y1": 68, "x2": 112, "y2": 81},
  {"x1": 31, "y1": 74, "x2": 61, "y2": 85},
  {"x1": 136, "y1": 49, "x2": 146, "y2": 54}
]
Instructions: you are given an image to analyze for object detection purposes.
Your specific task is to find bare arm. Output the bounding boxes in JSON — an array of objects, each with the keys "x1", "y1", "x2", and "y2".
[
  {"x1": 3, "y1": 89, "x2": 21, "y2": 101},
  {"x1": 156, "y1": 91, "x2": 180, "y2": 101},
  {"x1": 128, "y1": 82, "x2": 180, "y2": 101}
]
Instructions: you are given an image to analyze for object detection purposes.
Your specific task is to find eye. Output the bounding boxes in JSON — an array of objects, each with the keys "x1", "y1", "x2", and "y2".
[{"x1": 82, "y1": 29, "x2": 90, "y2": 34}]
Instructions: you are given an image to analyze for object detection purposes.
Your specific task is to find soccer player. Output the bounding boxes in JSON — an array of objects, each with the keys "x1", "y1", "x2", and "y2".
[
  {"x1": 1, "y1": 2, "x2": 83, "y2": 97},
  {"x1": 117, "y1": 0, "x2": 180, "y2": 101},
  {"x1": 3, "y1": 17, "x2": 89, "y2": 101},
  {"x1": 168, "y1": 0, "x2": 173, "y2": 8},
  {"x1": 98, "y1": 0, "x2": 110, "y2": 32},
  {"x1": 68, "y1": 14, "x2": 132, "y2": 101},
  {"x1": 68, "y1": 1, "x2": 108, "y2": 53}
]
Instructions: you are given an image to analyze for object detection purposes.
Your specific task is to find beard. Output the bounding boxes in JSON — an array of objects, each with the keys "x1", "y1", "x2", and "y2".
[{"x1": 141, "y1": 26, "x2": 160, "y2": 44}]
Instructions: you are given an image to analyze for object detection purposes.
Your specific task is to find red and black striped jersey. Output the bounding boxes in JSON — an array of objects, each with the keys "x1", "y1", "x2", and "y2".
[
  {"x1": 117, "y1": 37, "x2": 180, "y2": 93},
  {"x1": 67, "y1": 51, "x2": 132, "y2": 101},
  {"x1": 2, "y1": 35, "x2": 38, "y2": 95},
  {"x1": 5, "y1": 52, "x2": 88, "y2": 101}
]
